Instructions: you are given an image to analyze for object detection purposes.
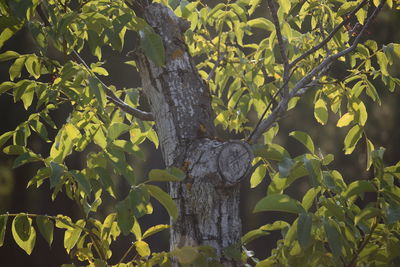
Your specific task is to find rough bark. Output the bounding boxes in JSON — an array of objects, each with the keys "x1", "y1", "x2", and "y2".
[{"x1": 135, "y1": 4, "x2": 253, "y2": 266}]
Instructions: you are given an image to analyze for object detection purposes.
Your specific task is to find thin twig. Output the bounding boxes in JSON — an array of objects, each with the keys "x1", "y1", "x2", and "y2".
[
  {"x1": 118, "y1": 242, "x2": 137, "y2": 264},
  {"x1": 246, "y1": 67, "x2": 297, "y2": 142},
  {"x1": 267, "y1": 0, "x2": 289, "y2": 96},
  {"x1": 71, "y1": 51, "x2": 153, "y2": 121},
  {"x1": 248, "y1": 0, "x2": 385, "y2": 143},
  {"x1": 289, "y1": 0, "x2": 368, "y2": 69}
]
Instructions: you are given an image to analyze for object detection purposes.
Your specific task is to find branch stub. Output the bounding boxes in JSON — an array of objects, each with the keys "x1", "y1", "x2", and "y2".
[{"x1": 218, "y1": 141, "x2": 253, "y2": 185}]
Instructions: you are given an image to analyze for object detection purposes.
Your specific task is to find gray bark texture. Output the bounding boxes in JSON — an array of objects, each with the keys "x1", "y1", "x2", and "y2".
[{"x1": 136, "y1": 4, "x2": 253, "y2": 266}]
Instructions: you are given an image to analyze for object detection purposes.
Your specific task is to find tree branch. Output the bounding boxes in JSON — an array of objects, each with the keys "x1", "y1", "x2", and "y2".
[
  {"x1": 36, "y1": 3, "x2": 153, "y2": 121},
  {"x1": 267, "y1": 0, "x2": 289, "y2": 95},
  {"x1": 71, "y1": 51, "x2": 154, "y2": 121},
  {"x1": 288, "y1": 0, "x2": 368, "y2": 69},
  {"x1": 248, "y1": 0, "x2": 385, "y2": 143}
]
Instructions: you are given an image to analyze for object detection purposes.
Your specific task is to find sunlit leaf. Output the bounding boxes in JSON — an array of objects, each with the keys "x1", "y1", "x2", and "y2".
[
  {"x1": 343, "y1": 180, "x2": 376, "y2": 199},
  {"x1": 64, "y1": 220, "x2": 85, "y2": 253},
  {"x1": 247, "y1": 18, "x2": 275, "y2": 31},
  {"x1": 254, "y1": 194, "x2": 304, "y2": 214},
  {"x1": 145, "y1": 184, "x2": 178, "y2": 221},
  {"x1": 314, "y1": 99, "x2": 328, "y2": 125},
  {"x1": 0, "y1": 50, "x2": 20, "y2": 61},
  {"x1": 337, "y1": 113, "x2": 354, "y2": 128},
  {"x1": 12, "y1": 214, "x2": 36, "y2": 255},
  {"x1": 135, "y1": 240, "x2": 151, "y2": 257},
  {"x1": 344, "y1": 125, "x2": 363, "y2": 154},
  {"x1": 355, "y1": 207, "x2": 381, "y2": 225},
  {"x1": 142, "y1": 224, "x2": 170, "y2": 239},
  {"x1": 289, "y1": 131, "x2": 315, "y2": 154},
  {"x1": 36, "y1": 216, "x2": 54, "y2": 247},
  {"x1": 250, "y1": 163, "x2": 267, "y2": 188}
]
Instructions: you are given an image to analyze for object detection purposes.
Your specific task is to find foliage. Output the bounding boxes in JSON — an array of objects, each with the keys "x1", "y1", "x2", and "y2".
[{"x1": 0, "y1": 0, "x2": 400, "y2": 266}]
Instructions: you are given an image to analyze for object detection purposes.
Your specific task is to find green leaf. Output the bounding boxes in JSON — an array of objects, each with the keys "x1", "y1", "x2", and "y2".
[
  {"x1": 0, "y1": 50, "x2": 20, "y2": 61},
  {"x1": 13, "y1": 151, "x2": 41, "y2": 168},
  {"x1": 253, "y1": 194, "x2": 304, "y2": 214},
  {"x1": 249, "y1": 0, "x2": 261, "y2": 15},
  {"x1": 36, "y1": 216, "x2": 54, "y2": 246},
  {"x1": 0, "y1": 215, "x2": 7, "y2": 247},
  {"x1": 135, "y1": 240, "x2": 151, "y2": 257},
  {"x1": 355, "y1": 207, "x2": 381, "y2": 225},
  {"x1": 12, "y1": 214, "x2": 36, "y2": 255},
  {"x1": 148, "y1": 167, "x2": 186, "y2": 182},
  {"x1": 344, "y1": 125, "x2": 363, "y2": 154},
  {"x1": 297, "y1": 212, "x2": 312, "y2": 248},
  {"x1": 250, "y1": 163, "x2": 266, "y2": 188},
  {"x1": 89, "y1": 77, "x2": 106, "y2": 108},
  {"x1": 0, "y1": 131, "x2": 14, "y2": 149},
  {"x1": 92, "y1": 66, "x2": 109, "y2": 76},
  {"x1": 366, "y1": 138, "x2": 374, "y2": 171},
  {"x1": 314, "y1": 99, "x2": 328, "y2": 125},
  {"x1": 278, "y1": 0, "x2": 291, "y2": 14},
  {"x1": 20, "y1": 85, "x2": 35, "y2": 110},
  {"x1": 289, "y1": 131, "x2": 315, "y2": 154},
  {"x1": 278, "y1": 157, "x2": 294, "y2": 178},
  {"x1": 71, "y1": 171, "x2": 91, "y2": 196},
  {"x1": 259, "y1": 220, "x2": 289, "y2": 231},
  {"x1": 0, "y1": 81, "x2": 15, "y2": 95},
  {"x1": 387, "y1": 203, "x2": 400, "y2": 224},
  {"x1": 108, "y1": 122, "x2": 131, "y2": 141},
  {"x1": 336, "y1": 113, "x2": 354, "y2": 127},
  {"x1": 301, "y1": 187, "x2": 321, "y2": 211},
  {"x1": 172, "y1": 246, "x2": 200, "y2": 265},
  {"x1": 24, "y1": 55, "x2": 41, "y2": 79},
  {"x1": 145, "y1": 184, "x2": 178, "y2": 221},
  {"x1": 9, "y1": 57, "x2": 26, "y2": 81},
  {"x1": 128, "y1": 186, "x2": 153, "y2": 218},
  {"x1": 303, "y1": 158, "x2": 322, "y2": 187},
  {"x1": 247, "y1": 18, "x2": 275, "y2": 31},
  {"x1": 343, "y1": 180, "x2": 376, "y2": 199},
  {"x1": 357, "y1": 101, "x2": 368, "y2": 126},
  {"x1": 64, "y1": 220, "x2": 85, "y2": 253},
  {"x1": 116, "y1": 200, "x2": 134, "y2": 236},
  {"x1": 252, "y1": 143, "x2": 290, "y2": 161},
  {"x1": 3, "y1": 145, "x2": 26, "y2": 155},
  {"x1": 376, "y1": 51, "x2": 389, "y2": 76},
  {"x1": 139, "y1": 29, "x2": 165, "y2": 67},
  {"x1": 337, "y1": 1, "x2": 359, "y2": 16},
  {"x1": 241, "y1": 229, "x2": 270, "y2": 245},
  {"x1": 323, "y1": 219, "x2": 342, "y2": 259},
  {"x1": 142, "y1": 224, "x2": 170, "y2": 239},
  {"x1": 49, "y1": 162, "x2": 64, "y2": 189}
]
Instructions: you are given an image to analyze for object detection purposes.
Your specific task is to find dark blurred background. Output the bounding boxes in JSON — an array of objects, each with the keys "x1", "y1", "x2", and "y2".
[{"x1": 0, "y1": 3, "x2": 399, "y2": 267}]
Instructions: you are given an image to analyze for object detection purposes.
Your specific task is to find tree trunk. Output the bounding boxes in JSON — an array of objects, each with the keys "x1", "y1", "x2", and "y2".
[{"x1": 136, "y1": 4, "x2": 253, "y2": 266}]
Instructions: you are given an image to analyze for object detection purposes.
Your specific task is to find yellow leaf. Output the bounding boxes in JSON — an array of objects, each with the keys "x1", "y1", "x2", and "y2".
[
  {"x1": 135, "y1": 240, "x2": 150, "y2": 257},
  {"x1": 337, "y1": 113, "x2": 354, "y2": 127}
]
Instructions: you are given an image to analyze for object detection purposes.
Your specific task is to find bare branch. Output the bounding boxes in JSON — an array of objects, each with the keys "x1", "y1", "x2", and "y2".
[
  {"x1": 248, "y1": 0, "x2": 385, "y2": 143},
  {"x1": 71, "y1": 51, "x2": 154, "y2": 121},
  {"x1": 267, "y1": 0, "x2": 289, "y2": 95},
  {"x1": 289, "y1": 0, "x2": 368, "y2": 69}
]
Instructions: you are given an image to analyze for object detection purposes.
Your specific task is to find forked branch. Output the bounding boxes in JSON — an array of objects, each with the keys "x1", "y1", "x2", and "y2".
[
  {"x1": 248, "y1": 0, "x2": 385, "y2": 143},
  {"x1": 289, "y1": 0, "x2": 368, "y2": 69},
  {"x1": 267, "y1": 0, "x2": 290, "y2": 95}
]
